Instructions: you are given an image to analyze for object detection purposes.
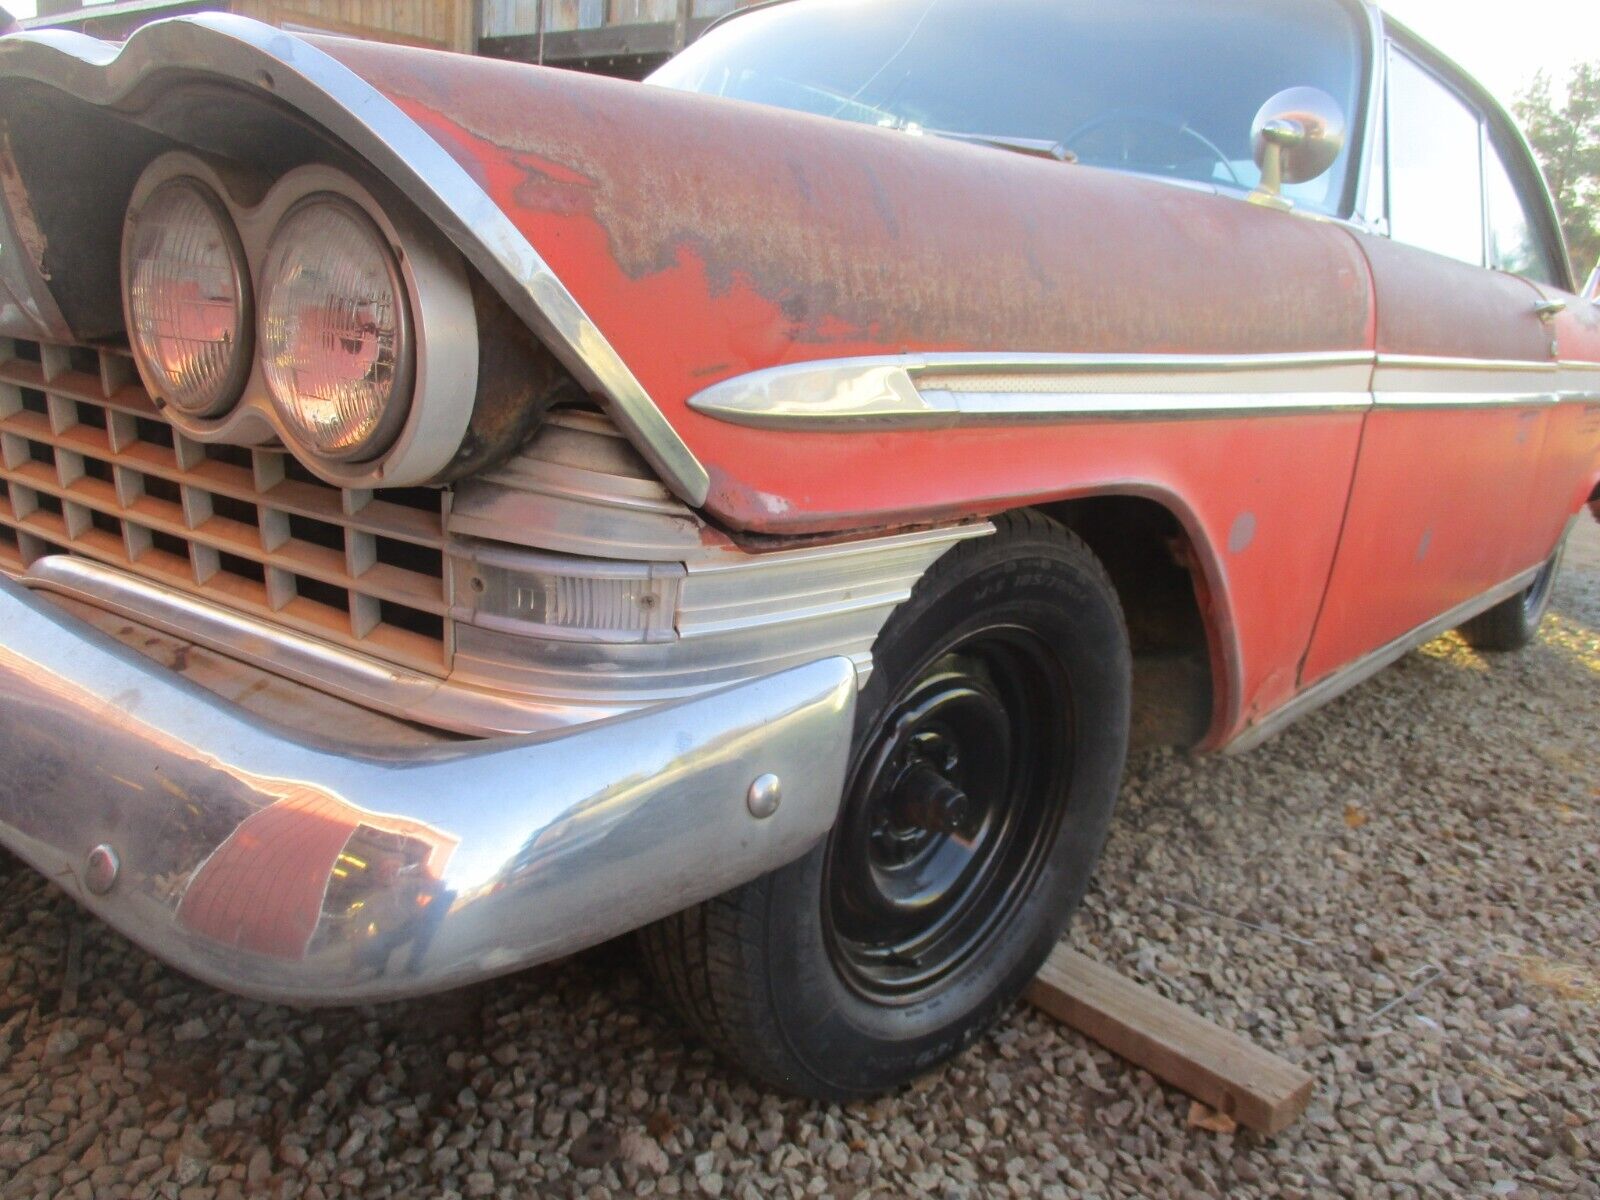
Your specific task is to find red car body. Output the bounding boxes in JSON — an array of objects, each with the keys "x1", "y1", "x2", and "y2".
[
  {"x1": 319, "y1": 27, "x2": 1600, "y2": 748},
  {"x1": 0, "y1": 1, "x2": 1594, "y2": 1023}
]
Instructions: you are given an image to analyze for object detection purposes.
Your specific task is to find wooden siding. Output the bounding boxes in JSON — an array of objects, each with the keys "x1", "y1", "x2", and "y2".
[
  {"x1": 26, "y1": 0, "x2": 477, "y2": 54},
  {"x1": 482, "y1": 0, "x2": 758, "y2": 38},
  {"x1": 237, "y1": 0, "x2": 476, "y2": 52}
]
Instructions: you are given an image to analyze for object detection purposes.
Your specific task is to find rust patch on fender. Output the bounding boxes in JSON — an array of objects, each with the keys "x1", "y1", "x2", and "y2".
[
  {"x1": 313, "y1": 40, "x2": 1374, "y2": 358},
  {"x1": 0, "y1": 123, "x2": 49, "y2": 279}
]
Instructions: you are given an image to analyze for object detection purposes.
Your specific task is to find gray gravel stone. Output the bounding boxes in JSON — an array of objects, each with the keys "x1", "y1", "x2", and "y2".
[{"x1": 0, "y1": 519, "x2": 1595, "y2": 1199}]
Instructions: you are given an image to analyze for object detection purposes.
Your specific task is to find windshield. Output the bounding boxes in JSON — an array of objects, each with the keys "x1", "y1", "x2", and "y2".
[{"x1": 650, "y1": 0, "x2": 1367, "y2": 215}]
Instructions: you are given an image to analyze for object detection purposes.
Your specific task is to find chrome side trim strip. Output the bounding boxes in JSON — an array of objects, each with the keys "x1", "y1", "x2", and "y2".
[
  {"x1": 1373, "y1": 354, "x2": 1561, "y2": 408},
  {"x1": 1225, "y1": 564, "x2": 1542, "y2": 755},
  {"x1": 1373, "y1": 392, "x2": 1559, "y2": 409},
  {"x1": 689, "y1": 352, "x2": 1378, "y2": 430},
  {"x1": 1375, "y1": 354, "x2": 1559, "y2": 374},
  {"x1": 0, "y1": 16, "x2": 711, "y2": 505},
  {"x1": 690, "y1": 351, "x2": 1600, "y2": 429}
]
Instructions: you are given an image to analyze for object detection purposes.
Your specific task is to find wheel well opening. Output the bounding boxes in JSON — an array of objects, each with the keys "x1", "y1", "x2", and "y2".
[{"x1": 1035, "y1": 497, "x2": 1216, "y2": 749}]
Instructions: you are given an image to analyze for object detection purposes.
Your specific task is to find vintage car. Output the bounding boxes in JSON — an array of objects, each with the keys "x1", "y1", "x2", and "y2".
[{"x1": 0, "y1": 0, "x2": 1595, "y2": 1100}]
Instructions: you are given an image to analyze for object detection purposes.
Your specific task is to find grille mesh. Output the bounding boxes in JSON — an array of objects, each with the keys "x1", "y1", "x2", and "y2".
[{"x1": 0, "y1": 338, "x2": 450, "y2": 673}]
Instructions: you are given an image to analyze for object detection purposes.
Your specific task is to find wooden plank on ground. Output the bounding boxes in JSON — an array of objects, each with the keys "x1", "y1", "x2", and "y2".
[{"x1": 1025, "y1": 946, "x2": 1314, "y2": 1135}]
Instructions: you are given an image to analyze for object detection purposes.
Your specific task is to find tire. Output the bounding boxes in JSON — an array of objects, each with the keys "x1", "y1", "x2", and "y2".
[
  {"x1": 1459, "y1": 534, "x2": 1567, "y2": 652},
  {"x1": 638, "y1": 510, "x2": 1132, "y2": 1100}
]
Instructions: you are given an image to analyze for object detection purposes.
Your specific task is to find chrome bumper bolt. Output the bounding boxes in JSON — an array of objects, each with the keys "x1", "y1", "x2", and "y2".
[
  {"x1": 84, "y1": 844, "x2": 120, "y2": 896},
  {"x1": 747, "y1": 773, "x2": 782, "y2": 819}
]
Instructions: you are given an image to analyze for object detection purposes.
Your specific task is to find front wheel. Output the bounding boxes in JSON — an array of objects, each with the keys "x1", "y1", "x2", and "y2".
[{"x1": 639, "y1": 511, "x2": 1131, "y2": 1100}]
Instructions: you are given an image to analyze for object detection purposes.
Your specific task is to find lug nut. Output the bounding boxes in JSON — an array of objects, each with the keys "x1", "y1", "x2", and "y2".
[{"x1": 893, "y1": 761, "x2": 972, "y2": 834}]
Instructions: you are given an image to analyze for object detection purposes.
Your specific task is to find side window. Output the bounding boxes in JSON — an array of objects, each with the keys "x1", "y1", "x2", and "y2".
[
  {"x1": 1386, "y1": 48, "x2": 1484, "y2": 265},
  {"x1": 1484, "y1": 135, "x2": 1558, "y2": 284}
]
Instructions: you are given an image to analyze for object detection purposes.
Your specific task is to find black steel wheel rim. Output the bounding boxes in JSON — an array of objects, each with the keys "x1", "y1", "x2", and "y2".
[{"x1": 823, "y1": 624, "x2": 1073, "y2": 1004}]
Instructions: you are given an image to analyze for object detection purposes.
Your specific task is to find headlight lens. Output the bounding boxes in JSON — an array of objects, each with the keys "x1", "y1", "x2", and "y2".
[
  {"x1": 259, "y1": 195, "x2": 413, "y2": 461},
  {"x1": 123, "y1": 178, "x2": 251, "y2": 417}
]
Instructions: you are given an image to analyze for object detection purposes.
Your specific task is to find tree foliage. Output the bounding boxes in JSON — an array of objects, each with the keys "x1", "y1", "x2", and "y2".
[{"x1": 1515, "y1": 63, "x2": 1600, "y2": 284}]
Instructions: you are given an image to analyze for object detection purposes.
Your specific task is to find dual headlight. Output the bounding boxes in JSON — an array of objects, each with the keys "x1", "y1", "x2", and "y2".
[{"x1": 121, "y1": 157, "x2": 473, "y2": 483}]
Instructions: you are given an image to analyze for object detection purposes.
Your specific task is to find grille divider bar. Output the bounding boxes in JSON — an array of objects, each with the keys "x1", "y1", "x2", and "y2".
[
  {"x1": 39, "y1": 344, "x2": 70, "y2": 383},
  {"x1": 265, "y1": 565, "x2": 297, "y2": 611},
  {"x1": 99, "y1": 351, "x2": 134, "y2": 399}
]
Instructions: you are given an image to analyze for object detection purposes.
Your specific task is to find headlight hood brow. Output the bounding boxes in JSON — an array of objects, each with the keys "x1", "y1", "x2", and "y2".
[{"x1": 0, "y1": 15, "x2": 710, "y2": 505}]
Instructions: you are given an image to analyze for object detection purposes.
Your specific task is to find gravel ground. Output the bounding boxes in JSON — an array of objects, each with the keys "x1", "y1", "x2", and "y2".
[{"x1": 1, "y1": 517, "x2": 1597, "y2": 1200}]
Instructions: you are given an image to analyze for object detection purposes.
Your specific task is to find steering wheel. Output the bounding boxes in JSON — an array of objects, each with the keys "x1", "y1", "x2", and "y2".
[{"x1": 1062, "y1": 108, "x2": 1244, "y2": 187}]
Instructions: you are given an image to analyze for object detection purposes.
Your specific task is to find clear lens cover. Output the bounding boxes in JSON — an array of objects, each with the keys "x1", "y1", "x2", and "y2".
[
  {"x1": 457, "y1": 553, "x2": 683, "y2": 644},
  {"x1": 259, "y1": 196, "x2": 412, "y2": 461},
  {"x1": 124, "y1": 179, "x2": 251, "y2": 416}
]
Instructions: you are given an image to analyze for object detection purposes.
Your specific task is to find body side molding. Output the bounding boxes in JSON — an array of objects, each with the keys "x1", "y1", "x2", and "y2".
[{"x1": 689, "y1": 352, "x2": 1600, "y2": 430}]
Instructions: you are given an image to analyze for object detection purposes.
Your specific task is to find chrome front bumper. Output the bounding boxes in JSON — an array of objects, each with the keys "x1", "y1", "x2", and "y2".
[{"x1": 0, "y1": 574, "x2": 856, "y2": 1004}]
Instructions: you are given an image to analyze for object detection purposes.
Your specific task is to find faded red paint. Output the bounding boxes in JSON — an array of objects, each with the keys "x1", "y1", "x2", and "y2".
[
  {"x1": 304, "y1": 39, "x2": 1600, "y2": 748},
  {"x1": 1551, "y1": 300, "x2": 1600, "y2": 527},
  {"x1": 1300, "y1": 236, "x2": 1563, "y2": 685}
]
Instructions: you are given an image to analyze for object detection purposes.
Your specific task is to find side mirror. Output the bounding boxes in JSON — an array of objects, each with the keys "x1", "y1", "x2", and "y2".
[
  {"x1": 1248, "y1": 87, "x2": 1347, "y2": 211},
  {"x1": 1583, "y1": 260, "x2": 1600, "y2": 304}
]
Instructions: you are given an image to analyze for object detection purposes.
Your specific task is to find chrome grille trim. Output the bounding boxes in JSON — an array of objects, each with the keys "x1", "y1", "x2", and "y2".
[
  {"x1": 0, "y1": 337, "x2": 450, "y2": 675},
  {"x1": 7, "y1": 351, "x2": 988, "y2": 735},
  {"x1": 449, "y1": 408, "x2": 995, "y2": 704},
  {"x1": 23, "y1": 556, "x2": 591, "y2": 737},
  {"x1": 450, "y1": 524, "x2": 993, "y2": 704},
  {"x1": 450, "y1": 409, "x2": 708, "y2": 562}
]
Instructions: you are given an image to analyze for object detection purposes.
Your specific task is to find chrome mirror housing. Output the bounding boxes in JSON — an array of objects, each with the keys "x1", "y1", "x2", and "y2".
[{"x1": 1249, "y1": 87, "x2": 1347, "y2": 211}]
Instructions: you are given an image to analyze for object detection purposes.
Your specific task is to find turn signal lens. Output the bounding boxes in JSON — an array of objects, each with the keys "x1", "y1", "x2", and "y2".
[
  {"x1": 123, "y1": 178, "x2": 251, "y2": 417},
  {"x1": 259, "y1": 195, "x2": 412, "y2": 461},
  {"x1": 454, "y1": 550, "x2": 684, "y2": 644}
]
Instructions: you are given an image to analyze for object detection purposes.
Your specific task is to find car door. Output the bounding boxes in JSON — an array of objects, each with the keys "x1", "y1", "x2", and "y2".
[
  {"x1": 1299, "y1": 42, "x2": 1559, "y2": 686},
  {"x1": 1488, "y1": 131, "x2": 1600, "y2": 550}
]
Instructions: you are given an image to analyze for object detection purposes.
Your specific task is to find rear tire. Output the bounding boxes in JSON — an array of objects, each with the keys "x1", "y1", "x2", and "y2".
[
  {"x1": 1459, "y1": 535, "x2": 1567, "y2": 652},
  {"x1": 638, "y1": 510, "x2": 1131, "y2": 1100}
]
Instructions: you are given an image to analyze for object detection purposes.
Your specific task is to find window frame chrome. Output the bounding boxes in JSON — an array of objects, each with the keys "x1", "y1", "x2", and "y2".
[{"x1": 1374, "y1": 12, "x2": 1574, "y2": 292}]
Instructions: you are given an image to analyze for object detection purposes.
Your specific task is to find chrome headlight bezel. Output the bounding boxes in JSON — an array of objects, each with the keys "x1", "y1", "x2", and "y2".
[
  {"x1": 120, "y1": 174, "x2": 254, "y2": 419},
  {"x1": 118, "y1": 152, "x2": 478, "y2": 489}
]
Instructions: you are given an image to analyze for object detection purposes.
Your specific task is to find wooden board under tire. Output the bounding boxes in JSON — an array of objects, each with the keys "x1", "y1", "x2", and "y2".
[{"x1": 1025, "y1": 946, "x2": 1314, "y2": 1135}]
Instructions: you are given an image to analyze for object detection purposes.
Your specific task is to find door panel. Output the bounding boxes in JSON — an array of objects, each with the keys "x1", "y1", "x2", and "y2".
[
  {"x1": 1300, "y1": 235, "x2": 1554, "y2": 685},
  {"x1": 1540, "y1": 299, "x2": 1600, "y2": 543}
]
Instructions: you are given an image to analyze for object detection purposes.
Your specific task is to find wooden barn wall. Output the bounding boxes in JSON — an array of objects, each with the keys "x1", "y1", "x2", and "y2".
[{"x1": 236, "y1": 0, "x2": 476, "y2": 52}]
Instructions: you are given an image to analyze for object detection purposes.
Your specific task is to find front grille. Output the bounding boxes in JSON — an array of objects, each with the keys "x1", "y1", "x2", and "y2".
[{"x1": 0, "y1": 338, "x2": 450, "y2": 674}]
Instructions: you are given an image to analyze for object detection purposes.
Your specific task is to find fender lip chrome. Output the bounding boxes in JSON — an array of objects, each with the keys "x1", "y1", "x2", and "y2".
[
  {"x1": 0, "y1": 570, "x2": 855, "y2": 1005},
  {"x1": 0, "y1": 15, "x2": 710, "y2": 504}
]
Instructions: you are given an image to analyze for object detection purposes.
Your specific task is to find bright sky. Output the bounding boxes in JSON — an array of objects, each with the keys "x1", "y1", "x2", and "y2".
[
  {"x1": 3, "y1": 1, "x2": 1596, "y2": 112},
  {"x1": 1379, "y1": 0, "x2": 1600, "y2": 108}
]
